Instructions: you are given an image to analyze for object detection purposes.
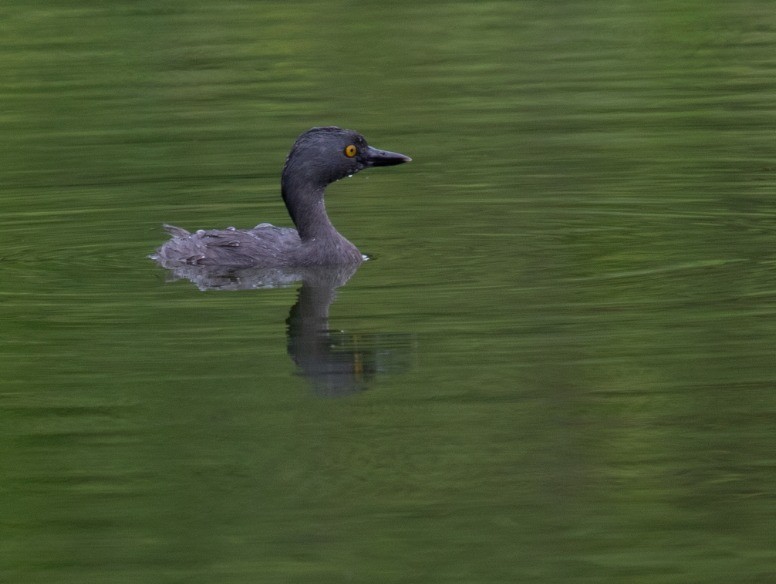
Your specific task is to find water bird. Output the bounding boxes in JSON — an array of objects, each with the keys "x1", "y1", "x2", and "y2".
[{"x1": 152, "y1": 126, "x2": 411, "y2": 269}]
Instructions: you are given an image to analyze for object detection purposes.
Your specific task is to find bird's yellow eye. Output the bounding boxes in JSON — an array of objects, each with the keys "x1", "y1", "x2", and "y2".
[{"x1": 344, "y1": 144, "x2": 357, "y2": 158}]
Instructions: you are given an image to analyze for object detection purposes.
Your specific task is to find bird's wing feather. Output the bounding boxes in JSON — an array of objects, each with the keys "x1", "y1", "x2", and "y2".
[{"x1": 154, "y1": 224, "x2": 302, "y2": 268}]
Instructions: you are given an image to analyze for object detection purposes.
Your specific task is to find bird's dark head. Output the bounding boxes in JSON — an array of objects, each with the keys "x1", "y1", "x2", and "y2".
[{"x1": 282, "y1": 126, "x2": 411, "y2": 190}]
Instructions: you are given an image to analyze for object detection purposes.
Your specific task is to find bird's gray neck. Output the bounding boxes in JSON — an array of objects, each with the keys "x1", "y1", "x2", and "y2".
[{"x1": 282, "y1": 176, "x2": 337, "y2": 241}]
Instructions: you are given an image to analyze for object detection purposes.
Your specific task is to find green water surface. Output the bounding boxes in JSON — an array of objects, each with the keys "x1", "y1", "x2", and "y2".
[{"x1": 1, "y1": 1, "x2": 775, "y2": 582}]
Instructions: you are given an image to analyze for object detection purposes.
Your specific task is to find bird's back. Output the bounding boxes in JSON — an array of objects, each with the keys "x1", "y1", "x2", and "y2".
[{"x1": 152, "y1": 224, "x2": 302, "y2": 269}]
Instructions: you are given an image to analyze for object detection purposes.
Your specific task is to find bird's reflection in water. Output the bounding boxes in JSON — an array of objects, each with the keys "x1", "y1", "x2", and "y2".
[{"x1": 158, "y1": 262, "x2": 412, "y2": 397}]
